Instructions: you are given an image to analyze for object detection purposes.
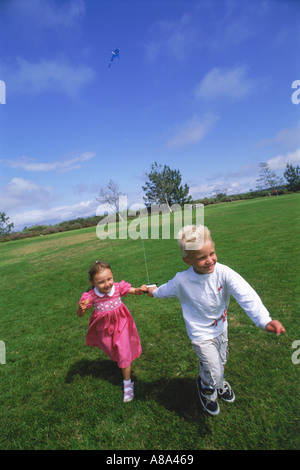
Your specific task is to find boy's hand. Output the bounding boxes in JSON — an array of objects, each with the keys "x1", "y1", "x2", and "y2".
[
  {"x1": 265, "y1": 320, "x2": 286, "y2": 336},
  {"x1": 147, "y1": 286, "x2": 157, "y2": 297}
]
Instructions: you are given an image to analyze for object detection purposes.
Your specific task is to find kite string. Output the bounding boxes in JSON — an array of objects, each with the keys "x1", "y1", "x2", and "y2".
[{"x1": 141, "y1": 237, "x2": 150, "y2": 285}]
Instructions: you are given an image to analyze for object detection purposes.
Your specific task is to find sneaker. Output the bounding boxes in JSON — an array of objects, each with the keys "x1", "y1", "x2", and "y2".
[
  {"x1": 123, "y1": 382, "x2": 134, "y2": 403},
  {"x1": 196, "y1": 377, "x2": 220, "y2": 416},
  {"x1": 218, "y1": 380, "x2": 235, "y2": 403}
]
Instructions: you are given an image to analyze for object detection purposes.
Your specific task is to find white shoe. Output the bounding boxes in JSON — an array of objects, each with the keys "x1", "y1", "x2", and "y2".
[
  {"x1": 123, "y1": 382, "x2": 134, "y2": 402},
  {"x1": 218, "y1": 380, "x2": 235, "y2": 403}
]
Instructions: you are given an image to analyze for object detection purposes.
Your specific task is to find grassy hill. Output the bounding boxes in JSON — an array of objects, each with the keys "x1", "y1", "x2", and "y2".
[{"x1": 0, "y1": 193, "x2": 299, "y2": 450}]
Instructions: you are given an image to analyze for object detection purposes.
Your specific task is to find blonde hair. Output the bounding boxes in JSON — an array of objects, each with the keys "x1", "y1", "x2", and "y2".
[{"x1": 177, "y1": 225, "x2": 213, "y2": 258}]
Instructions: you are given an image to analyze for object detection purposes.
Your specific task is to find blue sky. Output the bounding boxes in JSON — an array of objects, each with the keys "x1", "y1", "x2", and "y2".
[{"x1": 0, "y1": 0, "x2": 299, "y2": 230}]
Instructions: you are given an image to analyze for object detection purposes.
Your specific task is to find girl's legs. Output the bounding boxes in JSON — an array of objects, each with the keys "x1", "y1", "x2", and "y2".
[
  {"x1": 121, "y1": 364, "x2": 134, "y2": 402},
  {"x1": 121, "y1": 365, "x2": 131, "y2": 381}
]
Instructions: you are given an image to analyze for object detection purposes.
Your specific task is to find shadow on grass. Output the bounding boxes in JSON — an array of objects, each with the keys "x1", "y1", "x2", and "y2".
[{"x1": 66, "y1": 358, "x2": 209, "y2": 431}]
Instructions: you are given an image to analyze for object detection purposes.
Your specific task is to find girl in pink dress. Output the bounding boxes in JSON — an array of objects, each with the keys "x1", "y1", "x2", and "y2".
[{"x1": 77, "y1": 260, "x2": 147, "y2": 402}]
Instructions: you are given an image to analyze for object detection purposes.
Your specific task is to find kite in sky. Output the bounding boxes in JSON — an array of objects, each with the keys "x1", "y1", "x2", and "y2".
[{"x1": 108, "y1": 48, "x2": 120, "y2": 68}]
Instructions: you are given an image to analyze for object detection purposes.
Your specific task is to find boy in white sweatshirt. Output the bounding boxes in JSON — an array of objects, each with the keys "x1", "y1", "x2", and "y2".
[{"x1": 147, "y1": 225, "x2": 285, "y2": 416}]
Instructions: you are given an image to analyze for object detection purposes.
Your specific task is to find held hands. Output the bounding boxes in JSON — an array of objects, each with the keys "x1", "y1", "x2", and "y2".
[
  {"x1": 135, "y1": 284, "x2": 148, "y2": 295},
  {"x1": 133, "y1": 284, "x2": 158, "y2": 295},
  {"x1": 265, "y1": 320, "x2": 286, "y2": 336}
]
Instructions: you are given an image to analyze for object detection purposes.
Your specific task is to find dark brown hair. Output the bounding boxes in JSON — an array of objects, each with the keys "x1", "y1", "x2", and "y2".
[{"x1": 88, "y1": 260, "x2": 112, "y2": 284}]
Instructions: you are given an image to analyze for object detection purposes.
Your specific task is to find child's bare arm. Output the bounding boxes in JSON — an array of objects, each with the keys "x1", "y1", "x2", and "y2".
[
  {"x1": 128, "y1": 285, "x2": 148, "y2": 295},
  {"x1": 265, "y1": 320, "x2": 286, "y2": 336},
  {"x1": 76, "y1": 299, "x2": 90, "y2": 317}
]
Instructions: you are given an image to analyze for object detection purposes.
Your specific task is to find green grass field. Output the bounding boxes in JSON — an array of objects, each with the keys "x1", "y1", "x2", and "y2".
[{"x1": 0, "y1": 194, "x2": 299, "y2": 450}]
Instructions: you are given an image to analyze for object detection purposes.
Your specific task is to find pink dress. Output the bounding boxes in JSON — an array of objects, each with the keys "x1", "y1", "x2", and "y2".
[{"x1": 78, "y1": 281, "x2": 142, "y2": 368}]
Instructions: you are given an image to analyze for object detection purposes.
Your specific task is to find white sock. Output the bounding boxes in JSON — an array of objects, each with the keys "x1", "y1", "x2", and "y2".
[{"x1": 123, "y1": 379, "x2": 131, "y2": 386}]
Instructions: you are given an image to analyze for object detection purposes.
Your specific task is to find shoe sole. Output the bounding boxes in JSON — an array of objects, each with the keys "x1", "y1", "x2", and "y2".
[
  {"x1": 196, "y1": 379, "x2": 220, "y2": 416},
  {"x1": 123, "y1": 397, "x2": 134, "y2": 403}
]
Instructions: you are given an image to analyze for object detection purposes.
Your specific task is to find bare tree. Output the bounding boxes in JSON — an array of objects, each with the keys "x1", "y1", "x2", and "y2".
[
  {"x1": 256, "y1": 162, "x2": 283, "y2": 191},
  {"x1": 96, "y1": 180, "x2": 125, "y2": 221}
]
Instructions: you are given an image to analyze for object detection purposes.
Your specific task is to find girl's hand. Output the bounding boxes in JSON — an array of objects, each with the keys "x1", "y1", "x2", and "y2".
[
  {"x1": 80, "y1": 299, "x2": 90, "y2": 310},
  {"x1": 265, "y1": 320, "x2": 286, "y2": 336},
  {"x1": 77, "y1": 299, "x2": 90, "y2": 316},
  {"x1": 135, "y1": 285, "x2": 148, "y2": 295}
]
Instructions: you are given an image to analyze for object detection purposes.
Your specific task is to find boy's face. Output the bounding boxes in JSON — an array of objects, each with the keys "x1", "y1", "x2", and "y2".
[
  {"x1": 92, "y1": 268, "x2": 114, "y2": 294},
  {"x1": 183, "y1": 241, "x2": 217, "y2": 275}
]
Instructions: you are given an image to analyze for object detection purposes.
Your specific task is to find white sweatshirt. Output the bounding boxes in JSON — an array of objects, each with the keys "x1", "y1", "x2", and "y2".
[{"x1": 153, "y1": 262, "x2": 272, "y2": 342}]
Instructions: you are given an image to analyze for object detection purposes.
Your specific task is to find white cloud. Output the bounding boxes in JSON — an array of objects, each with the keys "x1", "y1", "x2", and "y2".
[
  {"x1": 3, "y1": 152, "x2": 96, "y2": 173},
  {"x1": 0, "y1": 175, "x2": 100, "y2": 230},
  {"x1": 0, "y1": 177, "x2": 52, "y2": 212},
  {"x1": 11, "y1": 199, "x2": 97, "y2": 230},
  {"x1": 194, "y1": 65, "x2": 260, "y2": 101},
  {"x1": 256, "y1": 123, "x2": 300, "y2": 150},
  {"x1": 188, "y1": 148, "x2": 300, "y2": 200},
  {"x1": 144, "y1": 13, "x2": 196, "y2": 63},
  {"x1": 189, "y1": 174, "x2": 258, "y2": 199},
  {"x1": 267, "y1": 148, "x2": 300, "y2": 170},
  {"x1": 6, "y1": 0, "x2": 85, "y2": 30},
  {"x1": 188, "y1": 159, "x2": 263, "y2": 199},
  {"x1": 2, "y1": 57, "x2": 95, "y2": 96},
  {"x1": 0, "y1": 1, "x2": 90, "y2": 96},
  {"x1": 166, "y1": 113, "x2": 219, "y2": 149}
]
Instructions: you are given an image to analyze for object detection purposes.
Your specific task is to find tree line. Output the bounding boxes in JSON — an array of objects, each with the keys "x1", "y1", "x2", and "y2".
[{"x1": 1, "y1": 161, "x2": 299, "y2": 240}]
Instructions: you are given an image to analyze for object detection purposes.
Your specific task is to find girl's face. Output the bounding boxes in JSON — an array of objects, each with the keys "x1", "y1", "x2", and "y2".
[
  {"x1": 183, "y1": 241, "x2": 217, "y2": 275},
  {"x1": 92, "y1": 268, "x2": 114, "y2": 294}
]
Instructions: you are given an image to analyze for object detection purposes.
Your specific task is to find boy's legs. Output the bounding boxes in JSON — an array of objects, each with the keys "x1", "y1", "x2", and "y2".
[
  {"x1": 192, "y1": 329, "x2": 228, "y2": 390},
  {"x1": 193, "y1": 330, "x2": 234, "y2": 415}
]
